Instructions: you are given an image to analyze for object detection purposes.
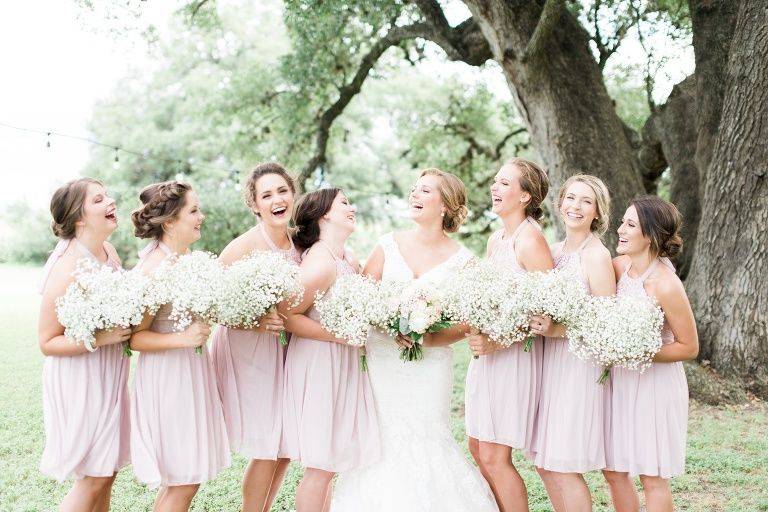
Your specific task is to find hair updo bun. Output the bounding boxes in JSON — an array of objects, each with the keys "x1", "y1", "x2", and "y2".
[
  {"x1": 506, "y1": 157, "x2": 549, "y2": 220},
  {"x1": 243, "y1": 162, "x2": 296, "y2": 214},
  {"x1": 49, "y1": 178, "x2": 103, "y2": 239},
  {"x1": 131, "y1": 181, "x2": 192, "y2": 239},
  {"x1": 631, "y1": 195, "x2": 684, "y2": 258},
  {"x1": 291, "y1": 188, "x2": 341, "y2": 250},
  {"x1": 419, "y1": 168, "x2": 468, "y2": 233}
]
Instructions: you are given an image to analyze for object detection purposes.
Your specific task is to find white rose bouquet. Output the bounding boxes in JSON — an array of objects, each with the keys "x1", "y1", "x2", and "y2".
[
  {"x1": 56, "y1": 258, "x2": 149, "y2": 356},
  {"x1": 144, "y1": 251, "x2": 224, "y2": 354},
  {"x1": 214, "y1": 251, "x2": 303, "y2": 345},
  {"x1": 314, "y1": 273, "x2": 390, "y2": 371},
  {"x1": 569, "y1": 295, "x2": 665, "y2": 384},
  {"x1": 384, "y1": 282, "x2": 450, "y2": 362}
]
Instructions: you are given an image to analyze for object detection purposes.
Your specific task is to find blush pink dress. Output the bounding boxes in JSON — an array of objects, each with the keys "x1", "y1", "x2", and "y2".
[
  {"x1": 280, "y1": 244, "x2": 380, "y2": 472},
  {"x1": 129, "y1": 241, "x2": 230, "y2": 487},
  {"x1": 211, "y1": 224, "x2": 301, "y2": 460},
  {"x1": 605, "y1": 258, "x2": 688, "y2": 478},
  {"x1": 39, "y1": 239, "x2": 131, "y2": 482},
  {"x1": 464, "y1": 218, "x2": 544, "y2": 451},
  {"x1": 529, "y1": 234, "x2": 609, "y2": 472}
]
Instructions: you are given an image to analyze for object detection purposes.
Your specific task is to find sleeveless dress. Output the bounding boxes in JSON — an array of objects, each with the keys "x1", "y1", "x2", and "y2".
[
  {"x1": 211, "y1": 224, "x2": 300, "y2": 460},
  {"x1": 280, "y1": 248, "x2": 380, "y2": 472},
  {"x1": 39, "y1": 239, "x2": 131, "y2": 482},
  {"x1": 605, "y1": 259, "x2": 688, "y2": 478},
  {"x1": 529, "y1": 235, "x2": 609, "y2": 472},
  {"x1": 464, "y1": 218, "x2": 544, "y2": 451},
  {"x1": 130, "y1": 241, "x2": 231, "y2": 487},
  {"x1": 332, "y1": 233, "x2": 498, "y2": 512}
]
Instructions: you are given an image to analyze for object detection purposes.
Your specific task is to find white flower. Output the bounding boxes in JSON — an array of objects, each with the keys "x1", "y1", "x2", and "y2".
[{"x1": 56, "y1": 258, "x2": 149, "y2": 346}]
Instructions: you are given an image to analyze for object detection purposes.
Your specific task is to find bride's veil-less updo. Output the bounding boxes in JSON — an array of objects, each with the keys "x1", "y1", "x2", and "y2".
[
  {"x1": 419, "y1": 168, "x2": 469, "y2": 233},
  {"x1": 291, "y1": 188, "x2": 342, "y2": 251}
]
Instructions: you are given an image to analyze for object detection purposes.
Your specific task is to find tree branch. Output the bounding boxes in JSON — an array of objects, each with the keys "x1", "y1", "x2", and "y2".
[
  {"x1": 522, "y1": 0, "x2": 565, "y2": 62},
  {"x1": 298, "y1": 23, "x2": 436, "y2": 187}
]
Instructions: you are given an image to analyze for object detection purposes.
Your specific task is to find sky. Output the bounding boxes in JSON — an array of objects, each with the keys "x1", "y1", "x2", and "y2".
[{"x1": 0, "y1": 1, "x2": 693, "y2": 212}]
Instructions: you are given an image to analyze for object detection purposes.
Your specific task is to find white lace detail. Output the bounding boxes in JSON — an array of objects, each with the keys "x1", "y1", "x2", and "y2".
[{"x1": 332, "y1": 233, "x2": 496, "y2": 512}]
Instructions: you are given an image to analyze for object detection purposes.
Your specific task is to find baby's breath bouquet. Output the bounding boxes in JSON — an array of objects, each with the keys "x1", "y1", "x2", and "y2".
[
  {"x1": 441, "y1": 261, "x2": 530, "y2": 356},
  {"x1": 144, "y1": 251, "x2": 224, "y2": 354},
  {"x1": 384, "y1": 281, "x2": 450, "y2": 362},
  {"x1": 314, "y1": 273, "x2": 390, "y2": 371},
  {"x1": 516, "y1": 267, "x2": 589, "y2": 350},
  {"x1": 214, "y1": 251, "x2": 303, "y2": 345},
  {"x1": 56, "y1": 258, "x2": 148, "y2": 356},
  {"x1": 569, "y1": 295, "x2": 665, "y2": 384}
]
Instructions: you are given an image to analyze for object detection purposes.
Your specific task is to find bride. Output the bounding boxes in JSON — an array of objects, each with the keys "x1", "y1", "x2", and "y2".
[{"x1": 331, "y1": 169, "x2": 499, "y2": 511}]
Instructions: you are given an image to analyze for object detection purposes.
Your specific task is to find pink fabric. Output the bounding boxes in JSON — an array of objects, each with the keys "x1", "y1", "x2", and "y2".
[
  {"x1": 39, "y1": 239, "x2": 72, "y2": 294},
  {"x1": 464, "y1": 218, "x2": 544, "y2": 451}
]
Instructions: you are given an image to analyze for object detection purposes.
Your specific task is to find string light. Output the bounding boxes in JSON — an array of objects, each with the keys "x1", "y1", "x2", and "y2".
[{"x1": 0, "y1": 121, "x2": 241, "y2": 177}]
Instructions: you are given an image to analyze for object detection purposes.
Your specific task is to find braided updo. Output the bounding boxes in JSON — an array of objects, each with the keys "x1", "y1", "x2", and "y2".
[{"x1": 131, "y1": 181, "x2": 192, "y2": 239}]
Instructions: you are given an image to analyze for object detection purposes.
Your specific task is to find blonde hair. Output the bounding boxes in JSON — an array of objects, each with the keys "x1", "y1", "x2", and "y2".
[
  {"x1": 420, "y1": 168, "x2": 468, "y2": 233},
  {"x1": 505, "y1": 157, "x2": 549, "y2": 220},
  {"x1": 557, "y1": 174, "x2": 611, "y2": 236}
]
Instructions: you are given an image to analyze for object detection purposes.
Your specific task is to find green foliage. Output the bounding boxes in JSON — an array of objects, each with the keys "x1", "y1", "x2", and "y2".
[{"x1": 0, "y1": 203, "x2": 56, "y2": 264}]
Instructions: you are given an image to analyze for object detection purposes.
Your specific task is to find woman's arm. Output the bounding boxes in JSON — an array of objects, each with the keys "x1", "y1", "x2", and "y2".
[
  {"x1": 129, "y1": 313, "x2": 211, "y2": 352},
  {"x1": 651, "y1": 276, "x2": 699, "y2": 363},
  {"x1": 362, "y1": 244, "x2": 384, "y2": 281},
  {"x1": 281, "y1": 249, "x2": 347, "y2": 344}
]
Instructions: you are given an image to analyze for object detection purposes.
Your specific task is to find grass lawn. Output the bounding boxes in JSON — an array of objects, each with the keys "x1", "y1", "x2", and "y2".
[{"x1": 1, "y1": 263, "x2": 766, "y2": 511}]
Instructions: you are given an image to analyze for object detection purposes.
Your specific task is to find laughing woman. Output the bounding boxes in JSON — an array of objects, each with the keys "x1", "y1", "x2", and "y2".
[
  {"x1": 129, "y1": 181, "x2": 230, "y2": 512},
  {"x1": 280, "y1": 188, "x2": 380, "y2": 512},
  {"x1": 38, "y1": 178, "x2": 130, "y2": 512},
  {"x1": 528, "y1": 174, "x2": 615, "y2": 512},
  {"x1": 465, "y1": 158, "x2": 554, "y2": 511},
  {"x1": 603, "y1": 196, "x2": 697, "y2": 512},
  {"x1": 210, "y1": 163, "x2": 300, "y2": 512}
]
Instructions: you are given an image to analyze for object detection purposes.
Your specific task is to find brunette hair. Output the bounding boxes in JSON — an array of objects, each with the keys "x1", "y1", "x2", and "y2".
[
  {"x1": 291, "y1": 187, "x2": 341, "y2": 250},
  {"x1": 557, "y1": 174, "x2": 611, "y2": 236},
  {"x1": 419, "y1": 168, "x2": 469, "y2": 233},
  {"x1": 631, "y1": 195, "x2": 683, "y2": 258},
  {"x1": 506, "y1": 157, "x2": 549, "y2": 220},
  {"x1": 50, "y1": 177, "x2": 103, "y2": 239},
  {"x1": 243, "y1": 162, "x2": 296, "y2": 214},
  {"x1": 131, "y1": 181, "x2": 193, "y2": 239}
]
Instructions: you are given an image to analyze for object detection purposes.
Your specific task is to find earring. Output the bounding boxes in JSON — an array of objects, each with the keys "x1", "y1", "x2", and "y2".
[{"x1": 441, "y1": 211, "x2": 445, "y2": 217}]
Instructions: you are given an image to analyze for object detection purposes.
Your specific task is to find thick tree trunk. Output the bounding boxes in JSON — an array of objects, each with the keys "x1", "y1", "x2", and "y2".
[
  {"x1": 460, "y1": 0, "x2": 645, "y2": 246},
  {"x1": 686, "y1": 0, "x2": 768, "y2": 386},
  {"x1": 640, "y1": 75, "x2": 700, "y2": 278}
]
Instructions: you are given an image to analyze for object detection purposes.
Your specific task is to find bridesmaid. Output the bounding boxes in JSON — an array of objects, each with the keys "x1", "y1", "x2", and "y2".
[
  {"x1": 465, "y1": 157, "x2": 554, "y2": 511},
  {"x1": 603, "y1": 196, "x2": 697, "y2": 512},
  {"x1": 281, "y1": 188, "x2": 380, "y2": 512},
  {"x1": 38, "y1": 178, "x2": 130, "y2": 512},
  {"x1": 528, "y1": 174, "x2": 615, "y2": 511},
  {"x1": 128, "y1": 181, "x2": 230, "y2": 511},
  {"x1": 210, "y1": 163, "x2": 299, "y2": 512}
]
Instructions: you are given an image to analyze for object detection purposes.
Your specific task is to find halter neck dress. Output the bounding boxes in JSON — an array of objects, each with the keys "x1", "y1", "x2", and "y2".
[
  {"x1": 211, "y1": 224, "x2": 301, "y2": 460},
  {"x1": 129, "y1": 241, "x2": 230, "y2": 487},
  {"x1": 464, "y1": 218, "x2": 544, "y2": 451},
  {"x1": 280, "y1": 243, "x2": 380, "y2": 472},
  {"x1": 529, "y1": 234, "x2": 609, "y2": 472},
  {"x1": 39, "y1": 239, "x2": 130, "y2": 482},
  {"x1": 605, "y1": 259, "x2": 688, "y2": 478}
]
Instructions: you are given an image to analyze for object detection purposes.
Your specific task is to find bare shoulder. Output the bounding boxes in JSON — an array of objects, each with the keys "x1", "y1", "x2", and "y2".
[
  {"x1": 517, "y1": 225, "x2": 550, "y2": 254},
  {"x1": 648, "y1": 265, "x2": 685, "y2": 302},
  {"x1": 139, "y1": 248, "x2": 170, "y2": 275},
  {"x1": 103, "y1": 241, "x2": 122, "y2": 265},
  {"x1": 300, "y1": 244, "x2": 337, "y2": 272},
  {"x1": 582, "y1": 240, "x2": 612, "y2": 267},
  {"x1": 220, "y1": 226, "x2": 264, "y2": 264},
  {"x1": 43, "y1": 252, "x2": 79, "y2": 296},
  {"x1": 612, "y1": 255, "x2": 631, "y2": 276}
]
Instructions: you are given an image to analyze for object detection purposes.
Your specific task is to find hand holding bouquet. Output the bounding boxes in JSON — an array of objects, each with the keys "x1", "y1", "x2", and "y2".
[
  {"x1": 214, "y1": 250, "x2": 303, "y2": 345},
  {"x1": 384, "y1": 282, "x2": 450, "y2": 362}
]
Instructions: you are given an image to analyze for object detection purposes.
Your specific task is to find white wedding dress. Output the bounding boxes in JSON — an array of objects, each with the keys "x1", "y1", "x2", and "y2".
[{"x1": 331, "y1": 233, "x2": 499, "y2": 512}]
